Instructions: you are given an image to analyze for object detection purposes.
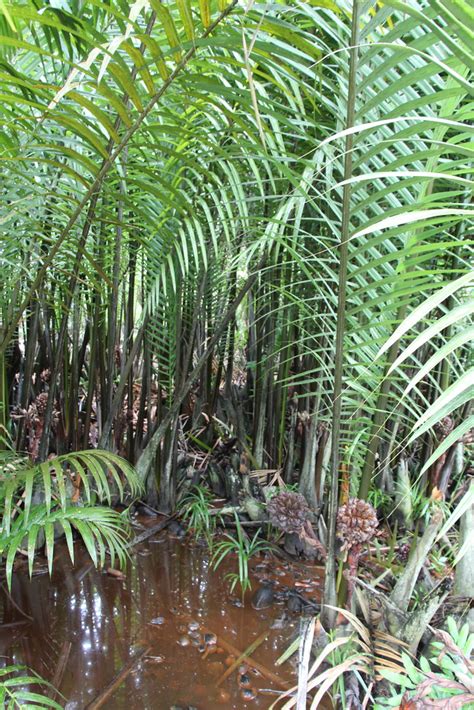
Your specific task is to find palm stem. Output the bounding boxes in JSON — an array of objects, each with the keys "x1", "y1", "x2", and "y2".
[{"x1": 323, "y1": 0, "x2": 360, "y2": 626}]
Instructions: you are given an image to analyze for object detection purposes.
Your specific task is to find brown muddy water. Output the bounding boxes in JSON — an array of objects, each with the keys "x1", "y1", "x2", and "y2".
[{"x1": 1, "y1": 517, "x2": 326, "y2": 709}]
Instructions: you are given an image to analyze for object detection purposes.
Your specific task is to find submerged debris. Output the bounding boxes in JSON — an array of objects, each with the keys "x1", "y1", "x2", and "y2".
[
  {"x1": 251, "y1": 583, "x2": 275, "y2": 610},
  {"x1": 241, "y1": 687, "x2": 257, "y2": 701},
  {"x1": 239, "y1": 673, "x2": 251, "y2": 687}
]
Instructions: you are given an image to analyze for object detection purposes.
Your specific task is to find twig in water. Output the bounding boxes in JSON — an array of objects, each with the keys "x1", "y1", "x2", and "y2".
[
  {"x1": 49, "y1": 640, "x2": 71, "y2": 700},
  {"x1": 127, "y1": 515, "x2": 177, "y2": 548},
  {"x1": 137, "y1": 500, "x2": 169, "y2": 516},
  {"x1": 1, "y1": 582, "x2": 33, "y2": 620},
  {"x1": 85, "y1": 646, "x2": 152, "y2": 709},
  {"x1": 216, "y1": 629, "x2": 269, "y2": 686},
  {"x1": 192, "y1": 620, "x2": 290, "y2": 690}
]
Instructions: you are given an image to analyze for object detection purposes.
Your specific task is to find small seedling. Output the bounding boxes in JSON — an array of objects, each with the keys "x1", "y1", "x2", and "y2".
[
  {"x1": 212, "y1": 512, "x2": 271, "y2": 603},
  {"x1": 178, "y1": 484, "x2": 219, "y2": 550}
]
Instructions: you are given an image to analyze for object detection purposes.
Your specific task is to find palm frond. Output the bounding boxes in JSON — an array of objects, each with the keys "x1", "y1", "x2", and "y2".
[
  {"x1": 1, "y1": 503, "x2": 130, "y2": 587},
  {"x1": 0, "y1": 664, "x2": 62, "y2": 709}
]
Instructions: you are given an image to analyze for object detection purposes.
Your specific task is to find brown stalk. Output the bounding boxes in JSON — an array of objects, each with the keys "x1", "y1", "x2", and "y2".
[{"x1": 85, "y1": 646, "x2": 152, "y2": 710}]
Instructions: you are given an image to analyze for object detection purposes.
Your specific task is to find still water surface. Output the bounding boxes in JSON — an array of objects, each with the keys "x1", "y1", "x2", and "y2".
[{"x1": 1, "y1": 518, "x2": 324, "y2": 709}]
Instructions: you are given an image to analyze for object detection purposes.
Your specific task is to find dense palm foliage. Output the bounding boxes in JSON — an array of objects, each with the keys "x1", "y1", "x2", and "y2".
[
  {"x1": 0, "y1": 0, "x2": 472, "y2": 647},
  {"x1": 1, "y1": 0, "x2": 471, "y2": 493}
]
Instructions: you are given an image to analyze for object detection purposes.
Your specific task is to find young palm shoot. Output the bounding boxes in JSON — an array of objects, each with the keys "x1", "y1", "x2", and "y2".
[
  {"x1": 212, "y1": 513, "x2": 271, "y2": 603},
  {"x1": 179, "y1": 484, "x2": 219, "y2": 550}
]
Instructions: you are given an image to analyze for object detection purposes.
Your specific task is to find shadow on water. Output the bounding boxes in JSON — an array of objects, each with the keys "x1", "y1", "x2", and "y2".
[{"x1": 0, "y1": 518, "x2": 327, "y2": 709}]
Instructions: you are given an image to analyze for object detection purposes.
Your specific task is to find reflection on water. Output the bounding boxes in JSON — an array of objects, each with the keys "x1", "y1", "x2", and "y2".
[{"x1": 0, "y1": 519, "x2": 325, "y2": 709}]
